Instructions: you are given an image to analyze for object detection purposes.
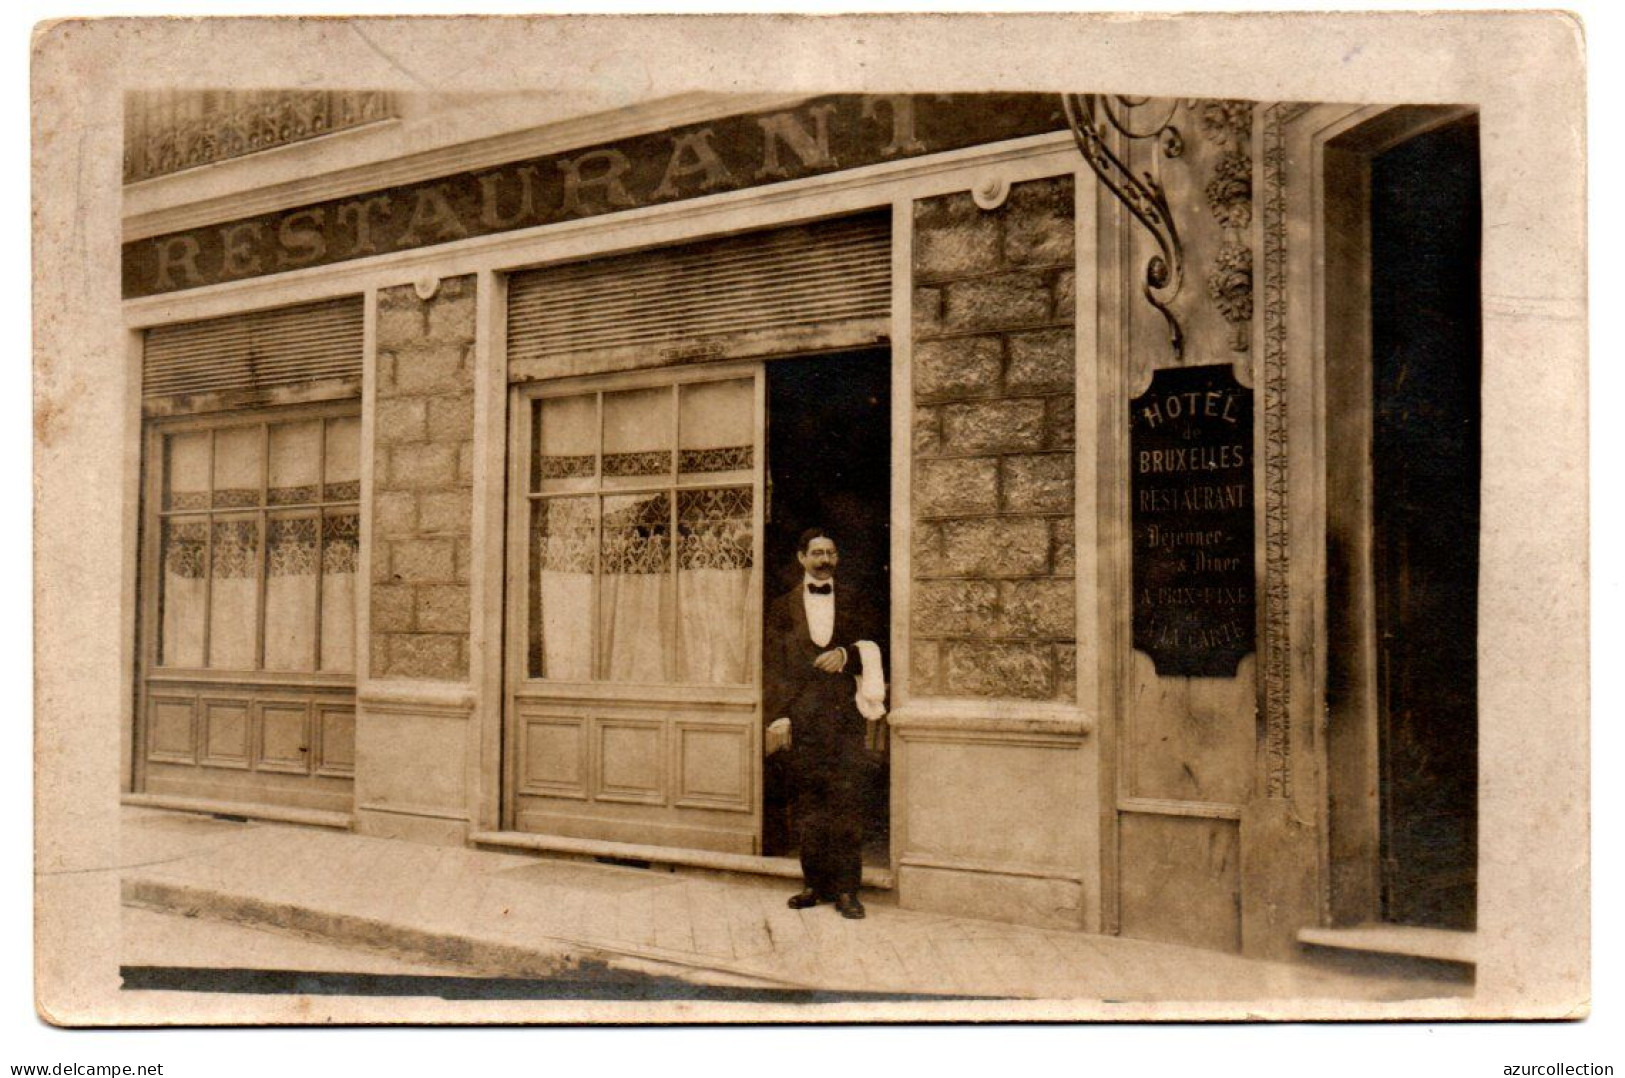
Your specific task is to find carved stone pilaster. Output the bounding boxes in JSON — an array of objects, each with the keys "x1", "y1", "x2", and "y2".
[
  {"x1": 1197, "y1": 100, "x2": 1256, "y2": 353},
  {"x1": 1260, "y1": 102, "x2": 1310, "y2": 799}
]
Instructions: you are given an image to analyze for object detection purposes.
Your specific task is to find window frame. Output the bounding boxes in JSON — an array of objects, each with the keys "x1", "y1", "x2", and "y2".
[
  {"x1": 508, "y1": 361, "x2": 767, "y2": 691},
  {"x1": 140, "y1": 399, "x2": 363, "y2": 690}
]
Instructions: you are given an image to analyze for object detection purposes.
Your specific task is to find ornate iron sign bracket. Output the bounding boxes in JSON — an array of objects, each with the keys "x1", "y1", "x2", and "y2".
[{"x1": 1062, "y1": 94, "x2": 1188, "y2": 362}]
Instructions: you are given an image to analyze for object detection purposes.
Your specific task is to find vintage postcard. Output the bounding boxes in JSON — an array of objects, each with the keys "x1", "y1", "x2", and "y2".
[{"x1": 30, "y1": 11, "x2": 1588, "y2": 1029}]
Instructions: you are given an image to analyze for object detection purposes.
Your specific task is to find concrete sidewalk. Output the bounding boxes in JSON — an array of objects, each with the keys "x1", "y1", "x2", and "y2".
[{"x1": 118, "y1": 806, "x2": 1466, "y2": 1003}]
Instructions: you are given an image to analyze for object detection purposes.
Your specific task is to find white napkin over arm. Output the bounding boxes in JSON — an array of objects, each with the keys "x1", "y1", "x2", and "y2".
[{"x1": 852, "y1": 640, "x2": 887, "y2": 721}]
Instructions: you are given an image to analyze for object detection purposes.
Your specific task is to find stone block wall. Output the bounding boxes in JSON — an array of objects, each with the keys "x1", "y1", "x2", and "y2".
[
  {"x1": 910, "y1": 176, "x2": 1077, "y2": 701},
  {"x1": 370, "y1": 275, "x2": 477, "y2": 681}
]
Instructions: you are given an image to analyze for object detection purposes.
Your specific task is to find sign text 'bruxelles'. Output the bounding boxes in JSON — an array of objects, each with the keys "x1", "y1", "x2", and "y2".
[
  {"x1": 124, "y1": 94, "x2": 1068, "y2": 298},
  {"x1": 1130, "y1": 363, "x2": 1256, "y2": 677}
]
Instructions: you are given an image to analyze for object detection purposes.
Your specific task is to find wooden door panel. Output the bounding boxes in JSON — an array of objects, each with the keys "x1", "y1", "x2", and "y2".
[
  {"x1": 511, "y1": 698, "x2": 759, "y2": 849},
  {"x1": 147, "y1": 696, "x2": 198, "y2": 764},
  {"x1": 257, "y1": 702, "x2": 311, "y2": 774},
  {"x1": 138, "y1": 683, "x2": 353, "y2": 809},
  {"x1": 520, "y1": 715, "x2": 588, "y2": 798},
  {"x1": 596, "y1": 720, "x2": 666, "y2": 804},
  {"x1": 200, "y1": 698, "x2": 252, "y2": 769},
  {"x1": 314, "y1": 703, "x2": 356, "y2": 777},
  {"x1": 675, "y1": 723, "x2": 753, "y2": 811}
]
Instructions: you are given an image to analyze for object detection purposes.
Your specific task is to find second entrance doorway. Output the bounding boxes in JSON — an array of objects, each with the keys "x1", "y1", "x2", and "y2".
[{"x1": 763, "y1": 349, "x2": 892, "y2": 868}]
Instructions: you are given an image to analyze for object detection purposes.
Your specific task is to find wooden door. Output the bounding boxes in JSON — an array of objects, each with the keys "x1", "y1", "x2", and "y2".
[
  {"x1": 505, "y1": 367, "x2": 766, "y2": 854},
  {"x1": 137, "y1": 406, "x2": 360, "y2": 813}
]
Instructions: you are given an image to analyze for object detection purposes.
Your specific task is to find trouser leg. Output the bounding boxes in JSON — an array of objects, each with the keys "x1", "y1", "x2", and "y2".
[
  {"x1": 796, "y1": 769, "x2": 864, "y2": 897},
  {"x1": 824, "y1": 771, "x2": 864, "y2": 896},
  {"x1": 796, "y1": 780, "x2": 835, "y2": 897},
  {"x1": 791, "y1": 710, "x2": 869, "y2": 898}
]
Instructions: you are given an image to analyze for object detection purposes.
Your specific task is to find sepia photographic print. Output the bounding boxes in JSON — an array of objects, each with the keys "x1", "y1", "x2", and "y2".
[{"x1": 30, "y1": 12, "x2": 1589, "y2": 1033}]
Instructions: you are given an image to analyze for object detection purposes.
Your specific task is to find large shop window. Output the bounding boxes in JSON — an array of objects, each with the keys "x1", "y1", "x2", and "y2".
[
  {"x1": 502, "y1": 215, "x2": 886, "y2": 853},
  {"x1": 155, "y1": 412, "x2": 360, "y2": 675},
  {"x1": 524, "y1": 375, "x2": 760, "y2": 687},
  {"x1": 139, "y1": 404, "x2": 360, "y2": 816},
  {"x1": 137, "y1": 296, "x2": 364, "y2": 817}
]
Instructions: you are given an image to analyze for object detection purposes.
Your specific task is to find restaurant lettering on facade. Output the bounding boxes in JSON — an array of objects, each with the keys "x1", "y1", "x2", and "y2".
[{"x1": 124, "y1": 93, "x2": 1068, "y2": 298}]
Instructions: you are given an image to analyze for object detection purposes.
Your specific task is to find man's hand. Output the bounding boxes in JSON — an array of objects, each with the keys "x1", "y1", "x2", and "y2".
[
  {"x1": 812, "y1": 647, "x2": 847, "y2": 673},
  {"x1": 766, "y1": 717, "x2": 792, "y2": 755}
]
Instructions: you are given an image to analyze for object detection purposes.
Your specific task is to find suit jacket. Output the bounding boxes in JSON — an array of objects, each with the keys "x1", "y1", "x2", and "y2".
[{"x1": 763, "y1": 581, "x2": 881, "y2": 732}]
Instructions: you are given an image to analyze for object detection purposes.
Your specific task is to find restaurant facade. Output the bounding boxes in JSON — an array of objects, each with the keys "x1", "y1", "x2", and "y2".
[{"x1": 119, "y1": 90, "x2": 1482, "y2": 962}]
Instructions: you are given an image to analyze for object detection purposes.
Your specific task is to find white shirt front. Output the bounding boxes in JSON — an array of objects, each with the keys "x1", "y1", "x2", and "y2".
[{"x1": 802, "y1": 574, "x2": 835, "y2": 648}]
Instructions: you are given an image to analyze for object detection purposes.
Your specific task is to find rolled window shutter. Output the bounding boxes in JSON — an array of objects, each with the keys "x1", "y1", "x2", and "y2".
[
  {"x1": 144, "y1": 296, "x2": 364, "y2": 401},
  {"x1": 508, "y1": 212, "x2": 890, "y2": 375}
]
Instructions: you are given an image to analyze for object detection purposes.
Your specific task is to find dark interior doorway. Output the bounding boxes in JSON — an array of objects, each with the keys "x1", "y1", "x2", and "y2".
[
  {"x1": 1369, "y1": 117, "x2": 1481, "y2": 929},
  {"x1": 762, "y1": 349, "x2": 891, "y2": 863}
]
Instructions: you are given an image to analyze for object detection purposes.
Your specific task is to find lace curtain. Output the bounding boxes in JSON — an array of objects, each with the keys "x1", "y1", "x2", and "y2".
[
  {"x1": 529, "y1": 378, "x2": 757, "y2": 686},
  {"x1": 158, "y1": 415, "x2": 358, "y2": 674},
  {"x1": 677, "y1": 487, "x2": 757, "y2": 684}
]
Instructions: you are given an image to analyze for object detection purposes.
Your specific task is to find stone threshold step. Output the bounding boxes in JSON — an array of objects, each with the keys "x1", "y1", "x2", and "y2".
[
  {"x1": 123, "y1": 793, "x2": 352, "y2": 831},
  {"x1": 121, "y1": 875, "x2": 804, "y2": 992},
  {"x1": 1298, "y1": 924, "x2": 1476, "y2": 965},
  {"x1": 469, "y1": 830, "x2": 897, "y2": 890}
]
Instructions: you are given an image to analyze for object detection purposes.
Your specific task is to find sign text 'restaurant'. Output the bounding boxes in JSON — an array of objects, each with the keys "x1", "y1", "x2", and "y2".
[{"x1": 124, "y1": 93, "x2": 1068, "y2": 298}]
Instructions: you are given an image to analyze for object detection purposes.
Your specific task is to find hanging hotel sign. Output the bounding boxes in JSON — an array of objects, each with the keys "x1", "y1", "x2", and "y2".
[
  {"x1": 123, "y1": 93, "x2": 1069, "y2": 299},
  {"x1": 1130, "y1": 363, "x2": 1255, "y2": 677}
]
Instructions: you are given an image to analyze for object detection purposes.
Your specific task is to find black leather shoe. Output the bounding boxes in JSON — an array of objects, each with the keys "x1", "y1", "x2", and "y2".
[
  {"x1": 787, "y1": 888, "x2": 823, "y2": 910},
  {"x1": 835, "y1": 892, "x2": 866, "y2": 919}
]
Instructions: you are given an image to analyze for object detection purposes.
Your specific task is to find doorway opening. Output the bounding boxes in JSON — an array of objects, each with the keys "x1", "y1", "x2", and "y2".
[
  {"x1": 1369, "y1": 117, "x2": 1481, "y2": 929},
  {"x1": 762, "y1": 349, "x2": 892, "y2": 867},
  {"x1": 1325, "y1": 110, "x2": 1480, "y2": 932}
]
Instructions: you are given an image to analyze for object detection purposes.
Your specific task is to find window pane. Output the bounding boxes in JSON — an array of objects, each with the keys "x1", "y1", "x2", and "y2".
[
  {"x1": 677, "y1": 487, "x2": 756, "y2": 684},
  {"x1": 529, "y1": 496, "x2": 595, "y2": 679},
  {"x1": 602, "y1": 387, "x2": 672, "y2": 489},
  {"x1": 212, "y1": 426, "x2": 262, "y2": 508},
  {"x1": 264, "y1": 514, "x2": 318, "y2": 671},
  {"x1": 533, "y1": 394, "x2": 597, "y2": 493},
  {"x1": 323, "y1": 416, "x2": 360, "y2": 501},
  {"x1": 158, "y1": 517, "x2": 207, "y2": 667},
  {"x1": 600, "y1": 492, "x2": 671, "y2": 682},
  {"x1": 320, "y1": 510, "x2": 358, "y2": 673},
  {"x1": 679, "y1": 378, "x2": 754, "y2": 483},
  {"x1": 164, "y1": 431, "x2": 211, "y2": 511},
  {"x1": 268, "y1": 420, "x2": 322, "y2": 505},
  {"x1": 208, "y1": 517, "x2": 259, "y2": 669}
]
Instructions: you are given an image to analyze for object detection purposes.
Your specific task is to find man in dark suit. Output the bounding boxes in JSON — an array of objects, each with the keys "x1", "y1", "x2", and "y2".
[{"x1": 764, "y1": 526, "x2": 882, "y2": 919}]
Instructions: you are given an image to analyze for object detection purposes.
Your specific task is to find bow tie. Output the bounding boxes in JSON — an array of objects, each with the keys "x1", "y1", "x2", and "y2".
[{"x1": 806, "y1": 582, "x2": 832, "y2": 595}]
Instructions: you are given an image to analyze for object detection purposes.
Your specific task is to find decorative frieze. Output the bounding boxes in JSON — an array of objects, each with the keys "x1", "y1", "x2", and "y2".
[{"x1": 124, "y1": 90, "x2": 395, "y2": 184}]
